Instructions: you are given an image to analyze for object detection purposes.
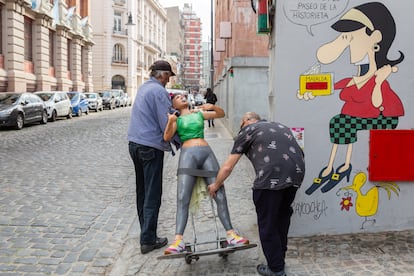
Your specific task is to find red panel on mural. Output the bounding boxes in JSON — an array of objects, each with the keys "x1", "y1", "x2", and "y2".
[{"x1": 369, "y1": 130, "x2": 414, "y2": 181}]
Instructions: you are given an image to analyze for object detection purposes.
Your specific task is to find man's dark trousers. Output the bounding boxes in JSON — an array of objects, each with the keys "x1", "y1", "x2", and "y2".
[
  {"x1": 253, "y1": 186, "x2": 298, "y2": 273},
  {"x1": 129, "y1": 142, "x2": 164, "y2": 245}
]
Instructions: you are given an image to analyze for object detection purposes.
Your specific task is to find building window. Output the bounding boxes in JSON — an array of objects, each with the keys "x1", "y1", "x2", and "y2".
[
  {"x1": 114, "y1": 12, "x2": 122, "y2": 32},
  {"x1": 24, "y1": 17, "x2": 33, "y2": 61},
  {"x1": 113, "y1": 44, "x2": 124, "y2": 62},
  {"x1": 81, "y1": 46, "x2": 85, "y2": 76},
  {"x1": 80, "y1": 0, "x2": 88, "y2": 17},
  {"x1": 49, "y1": 30, "x2": 55, "y2": 67},
  {"x1": 67, "y1": 39, "x2": 71, "y2": 71}
]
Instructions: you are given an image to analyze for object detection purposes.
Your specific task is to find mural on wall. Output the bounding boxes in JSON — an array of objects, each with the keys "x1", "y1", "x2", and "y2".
[
  {"x1": 293, "y1": 2, "x2": 405, "y2": 197},
  {"x1": 338, "y1": 172, "x2": 399, "y2": 229}
]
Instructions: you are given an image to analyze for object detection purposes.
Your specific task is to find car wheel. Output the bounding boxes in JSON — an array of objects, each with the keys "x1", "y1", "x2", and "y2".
[
  {"x1": 40, "y1": 110, "x2": 48, "y2": 124},
  {"x1": 85, "y1": 108, "x2": 89, "y2": 115},
  {"x1": 15, "y1": 113, "x2": 24, "y2": 130},
  {"x1": 67, "y1": 108, "x2": 73, "y2": 119},
  {"x1": 51, "y1": 110, "x2": 57, "y2": 122},
  {"x1": 77, "y1": 109, "x2": 82, "y2": 117}
]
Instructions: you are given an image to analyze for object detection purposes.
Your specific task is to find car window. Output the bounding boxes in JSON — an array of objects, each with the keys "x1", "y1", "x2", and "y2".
[
  {"x1": 67, "y1": 93, "x2": 79, "y2": 101},
  {"x1": 61, "y1": 93, "x2": 69, "y2": 100},
  {"x1": 27, "y1": 94, "x2": 37, "y2": 103},
  {"x1": 36, "y1": 93, "x2": 52, "y2": 101},
  {"x1": 54, "y1": 93, "x2": 61, "y2": 102},
  {"x1": 0, "y1": 94, "x2": 20, "y2": 105}
]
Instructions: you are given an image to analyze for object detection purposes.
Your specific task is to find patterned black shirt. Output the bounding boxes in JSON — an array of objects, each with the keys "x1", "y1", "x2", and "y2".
[{"x1": 231, "y1": 120, "x2": 305, "y2": 190}]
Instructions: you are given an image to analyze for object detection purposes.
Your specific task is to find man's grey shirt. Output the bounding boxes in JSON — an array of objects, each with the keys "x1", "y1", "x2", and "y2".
[
  {"x1": 127, "y1": 77, "x2": 173, "y2": 152},
  {"x1": 231, "y1": 120, "x2": 305, "y2": 190}
]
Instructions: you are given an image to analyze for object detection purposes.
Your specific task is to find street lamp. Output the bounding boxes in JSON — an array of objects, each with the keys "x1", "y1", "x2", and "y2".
[
  {"x1": 210, "y1": 0, "x2": 214, "y2": 90},
  {"x1": 126, "y1": 12, "x2": 135, "y2": 26},
  {"x1": 126, "y1": 12, "x2": 136, "y2": 98}
]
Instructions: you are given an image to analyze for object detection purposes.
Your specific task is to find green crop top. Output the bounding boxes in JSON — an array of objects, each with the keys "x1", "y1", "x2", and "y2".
[{"x1": 176, "y1": 111, "x2": 205, "y2": 142}]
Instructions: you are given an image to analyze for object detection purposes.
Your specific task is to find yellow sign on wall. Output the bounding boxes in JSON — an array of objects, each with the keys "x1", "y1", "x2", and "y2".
[{"x1": 299, "y1": 73, "x2": 333, "y2": 96}]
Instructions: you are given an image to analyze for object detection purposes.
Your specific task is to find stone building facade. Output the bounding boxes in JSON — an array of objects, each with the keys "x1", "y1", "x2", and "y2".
[{"x1": 0, "y1": 0, "x2": 94, "y2": 93}]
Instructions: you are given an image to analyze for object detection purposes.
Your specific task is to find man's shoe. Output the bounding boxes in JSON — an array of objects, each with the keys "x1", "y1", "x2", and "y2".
[
  {"x1": 256, "y1": 264, "x2": 286, "y2": 276},
  {"x1": 141, "y1": 237, "x2": 168, "y2": 254},
  {"x1": 154, "y1": 237, "x2": 168, "y2": 249}
]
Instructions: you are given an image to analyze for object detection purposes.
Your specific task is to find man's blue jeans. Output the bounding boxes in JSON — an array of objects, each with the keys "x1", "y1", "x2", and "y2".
[{"x1": 129, "y1": 142, "x2": 164, "y2": 245}]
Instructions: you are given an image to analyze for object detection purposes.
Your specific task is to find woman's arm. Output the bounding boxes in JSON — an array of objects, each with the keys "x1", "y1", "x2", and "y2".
[
  {"x1": 372, "y1": 65, "x2": 397, "y2": 108},
  {"x1": 201, "y1": 103, "x2": 225, "y2": 119},
  {"x1": 163, "y1": 113, "x2": 178, "y2": 141}
]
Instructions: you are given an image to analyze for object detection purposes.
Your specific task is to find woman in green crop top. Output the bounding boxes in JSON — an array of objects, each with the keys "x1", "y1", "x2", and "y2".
[{"x1": 163, "y1": 94, "x2": 249, "y2": 255}]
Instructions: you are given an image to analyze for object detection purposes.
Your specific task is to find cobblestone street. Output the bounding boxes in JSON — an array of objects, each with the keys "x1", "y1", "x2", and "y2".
[
  {"x1": 1, "y1": 107, "x2": 413, "y2": 276},
  {"x1": 0, "y1": 108, "x2": 136, "y2": 275}
]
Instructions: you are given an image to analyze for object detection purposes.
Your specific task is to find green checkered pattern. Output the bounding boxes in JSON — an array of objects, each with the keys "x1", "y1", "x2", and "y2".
[{"x1": 329, "y1": 114, "x2": 399, "y2": 144}]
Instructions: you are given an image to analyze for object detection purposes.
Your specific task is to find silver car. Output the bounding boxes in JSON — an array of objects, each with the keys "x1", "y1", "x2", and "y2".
[
  {"x1": 34, "y1": 91, "x2": 72, "y2": 121},
  {"x1": 85, "y1": 92, "x2": 103, "y2": 112}
]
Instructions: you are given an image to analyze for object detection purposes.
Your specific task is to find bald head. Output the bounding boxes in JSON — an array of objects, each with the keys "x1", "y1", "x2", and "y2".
[
  {"x1": 240, "y1": 112, "x2": 261, "y2": 129},
  {"x1": 242, "y1": 112, "x2": 261, "y2": 121}
]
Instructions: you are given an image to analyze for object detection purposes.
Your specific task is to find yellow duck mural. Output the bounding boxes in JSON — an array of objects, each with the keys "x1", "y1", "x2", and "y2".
[{"x1": 341, "y1": 172, "x2": 400, "y2": 229}]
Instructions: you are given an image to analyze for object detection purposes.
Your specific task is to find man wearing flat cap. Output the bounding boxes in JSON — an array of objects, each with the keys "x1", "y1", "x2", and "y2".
[{"x1": 127, "y1": 60, "x2": 179, "y2": 254}]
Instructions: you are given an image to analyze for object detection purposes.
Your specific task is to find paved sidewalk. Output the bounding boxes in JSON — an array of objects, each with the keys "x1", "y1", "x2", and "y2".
[{"x1": 110, "y1": 119, "x2": 414, "y2": 276}]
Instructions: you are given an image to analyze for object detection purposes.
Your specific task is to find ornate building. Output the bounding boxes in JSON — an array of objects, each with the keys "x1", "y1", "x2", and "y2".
[
  {"x1": 181, "y1": 3, "x2": 202, "y2": 91},
  {"x1": 0, "y1": 0, "x2": 94, "y2": 92},
  {"x1": 90, "y1": 0, "x2": 169, "y2": 99}
]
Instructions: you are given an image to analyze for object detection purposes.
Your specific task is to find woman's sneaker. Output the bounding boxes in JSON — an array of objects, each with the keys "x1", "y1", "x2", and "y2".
[
  {"x1": 226, "y1": 232, "x2": 249, "y2": 246},
  {"x1": 164, "y1": 239, "x2": 186, "y2": 255}
]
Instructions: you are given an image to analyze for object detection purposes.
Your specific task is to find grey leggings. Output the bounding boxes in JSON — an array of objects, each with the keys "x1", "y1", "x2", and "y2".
[{"x1": 175, "y1": 146, "x2": 233, "y2": 235}]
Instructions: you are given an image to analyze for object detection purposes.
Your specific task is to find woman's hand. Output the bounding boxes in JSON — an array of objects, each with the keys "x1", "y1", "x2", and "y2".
[
  {"x1": 201, "y1": 103, "x2": 215, "y2": 110},
  {"x1": 297, "y1": 90, "x2": 316, "y2": 101},
  {"x1": 375, "y1": 64, "x2": 397, "y2": 85},
  {"x1": 167, "y1": 112, "x2": 179, "y2": 122}
]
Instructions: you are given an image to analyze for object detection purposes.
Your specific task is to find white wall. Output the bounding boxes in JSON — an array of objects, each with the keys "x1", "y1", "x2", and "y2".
[
  {"x1": 270, "y1": 0, "x2": 414, "y2": 236},
  {"x1": 216, "y1": 57, "x2": 269, "y2": 136}
]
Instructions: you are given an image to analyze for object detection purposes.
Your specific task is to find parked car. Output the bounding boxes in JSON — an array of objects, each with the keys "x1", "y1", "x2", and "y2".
[
  {"x1": 0, "y1": 92, "x2": 47, "y2": 130},
  {"x1": 85, "y1": 92, "x2": 103, "y2": 112},
  {"x1": 119, "y1": 91, "x2": 130, "y2": 107},
  {"x1": 125, "y1": 94, "x2": 133, "y2": 106},
  {"x1": 110, "y1": 89, "x2": 126, "y2": 107},
  {"x1": 34, "y1": 91, "x2": 72, "y2": 121},
  {"x1": 67, "y1": 92, "x2": 89, "y2": 116},
  {"x1": 98, "y1": 91, "x2": 116, "y2": 110},
  {"x1": 186, "y1": 94, "x2": 195, "y2": 110},
  {"x1": 194, "y1": 93, "x2": 206, "y2": 106}
]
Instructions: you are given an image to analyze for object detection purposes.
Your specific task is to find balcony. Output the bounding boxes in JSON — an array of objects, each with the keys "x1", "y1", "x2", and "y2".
[
  {"x1": 112, "y1": 57, "x2": 128, "y2": 65},
  {"x1": 113, "y1": 28, "x2": 128, "y2": 36},
  {"x1": 114, "y1": 0, "x2": 126, "y2": 6}
]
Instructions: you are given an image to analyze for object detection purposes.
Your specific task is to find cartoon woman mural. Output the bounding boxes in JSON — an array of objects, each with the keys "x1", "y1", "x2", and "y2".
[{"x1": 300, "y1": 2, "x2": 405, "y2": 195}]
